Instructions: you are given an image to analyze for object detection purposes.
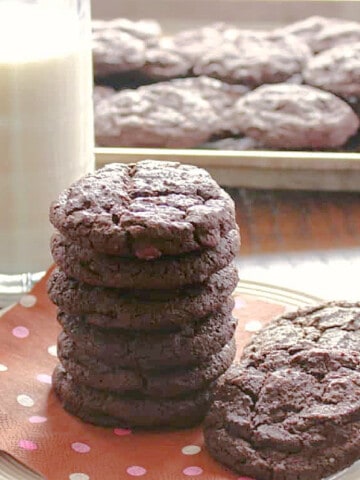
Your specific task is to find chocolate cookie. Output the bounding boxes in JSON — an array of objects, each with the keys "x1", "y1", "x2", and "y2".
[
  {"x1": 204, "y1": 347, "x2": 360, "y2": 480},
  {"x1": 93, "y1": 85, "x2": 115, "y2": 106},
  {"x1": 140, "y1": 23, "x2": 228, "y2": 80},
  {"x1": 170, "y1": 76, "x2": 249, "y2": 135},
  {"x1": 92, "y1": 18, "x2": 161, "y2": 44},
  {"x1": 193, "y1": 32, "x2": 311, "y2": 87},
  {"x1": 57, "y1": 299, "x2": 236, "y2": 369},
  {"x1": 50, "y1": 229, "x2": 239, "y2": 290},
  {"x1": 92, "y1": 18, "x2": 161, "y2": 77},
  {"x1": 234, "y1": 84, "x2": 360, "y2": 149},
  {"x1": 243, "y1": 301, "x2": 360, "y2": 357},
  {"x1": 93, "y1": 28, "x2": 146, "y2": 77},
  {"x1": 47, "y1": 264, "x2": 238, "y2": 330},
  {"x1": 273, "y1": 16, "x2": 345, "y2": 52},
  {"x1": 53, "y1": 365, "x2": 211, "y2": 428},
  {"x1": 58, "y1": 336, "x2": 235, "y2": 398},
  {"x1": 50, "y1": 161, "x2": 236, "y2": 258},
  {"x1": 303, "y1": 43, "x2": 360, "y2": 97},
  {"x1": 310, "y1": 20, "x2": 360, "y2": 53},
  {"x1": 94, "y1": 83, "x2": 220, "y2": 148}
]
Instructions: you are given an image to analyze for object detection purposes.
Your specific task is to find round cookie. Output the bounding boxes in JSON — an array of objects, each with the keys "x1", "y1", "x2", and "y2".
[
  {"x1": 204, "y1": 347, "x2": 360, "y2": 480},
  {"x1": 92, "y1": 28, "x2": 146, "y2": 77},
  {"x1": 234, "y1": 84, "x2": 360, "y2": 149},
  {"x1": 92, "y1": 18, "x2": 161, "y2": 44},
  {"x1": 193, "y1": 32, "x2": 311, "y2": 87},
  {"x1": 50, "y1": 229, "x2": 239, "y2": 290},
  {"x1": 50, "y1": 161, "x2": 237, "y2": 258},
  {"x1": 303, "y1": 42, "x2": 360, "y2": 97},
  {"x1": 47, "y1": 264, "x2": 239, "y2": 330},
  {"x1": 170, "y1": 76, "x2": 249, "y2": 135},
  {"x1": 243, "y1": 301, "x2": 360, "y2": 357},
  {"x1": 140, "y1": 23, "x2": 228, "y2": 80},
  {"x1": 94, "y1": 84, "x2": 220, "y2": 148},
  {"x1": 58, "y1": 337, "x2": 235, "y2": 398},
  {"x1": 92, "y1": 18, "x2": 162, "y2": 77},
  {"x1": 311, "y1": 20, "x2": 360, "y2": 53},
  {"x1": 57, "y1": 299, "x2": 236, "y2": 370},
  {"x1": 273, "y1": 16, "x2": 347, "y2": 52},
  {"x1": 53, "y1": 365, "x2": 211, "y2": 428}
]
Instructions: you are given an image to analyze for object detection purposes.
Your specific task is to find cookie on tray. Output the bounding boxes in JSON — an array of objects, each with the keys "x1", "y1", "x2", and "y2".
[
  {"x1": 92, "y1": 18, "x2": 161, "y2": 77},
  {"x1": 50, "y1": 161, "x2": 236, "y2": 258},
  {"x1": 56, "y1": 299, "x2": 236, "y2": 370},
  {"x1": 233, "y1": 84, "x2": 360, "y2": 149},
  {"x1": 273, "y1": 16, "x2": 347, "y2": 51},
  {"x1": 58, "y1": 336, "x2": 236, "y2": 397},
  {"x1": 94, "y1": 83, "x2": 220, "y2": 147},
  {"x1": 50, "y1": 228, "x2": 239, "y2": 289},
  {"x1": 310, "y1": 20, "x2": 360, "y2": 53},
  {"x1": 53, "y1": 364, "x2": 211, "y2": 428},
  {"x1": 169, "y1": 76, "x2": 249, "y2": 135},
  {"x1": 243, "y1": 301, "x2": 360, "y2": 357},
  {"x1": 47, "y1": 264, "x2": 238, "y2": 330},
  {"x1": 204, "y1": 347, "x2": 360, "y2": 480},
  {"x1": 193, "y1": 32, "x2": 311, "y2": 87},
  {"x1": 140, "y1": 23, "x2": 228, "y2": 80},
  {"x1": 303, "y1": 42, "x2": 360, "y2": 98}
]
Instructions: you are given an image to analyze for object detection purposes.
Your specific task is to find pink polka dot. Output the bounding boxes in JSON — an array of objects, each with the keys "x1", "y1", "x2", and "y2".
[
  {"x1": 71, "y1": 442, "x2": 91, "y2": 453},
  {"x1": 12, "y1": 326, "x2": 29, "y2": 338},
  {"x1": 234, "y1": 297, "x2": 246, "y2": 309},
  {"x1": 18, "y1": 440, "x2": 38, "y2": 451},
  {"x1": 29, "y1": 416, "x2": 47, "y2": 424},
  {"x1": 183, "y1": 467, "x2": 203, "y2": 476},
  {"x1": 36, "y1": 373, "x2": 52, "y2": 384},
  {"x1": 114, "y1": 428, "x2": 132, "y2": 436},
  {"x1": 126, "y1": 466, "x2": 147, "y2": 476}
]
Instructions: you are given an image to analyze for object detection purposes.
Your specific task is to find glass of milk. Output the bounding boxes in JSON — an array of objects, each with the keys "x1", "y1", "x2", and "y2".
[{"x1": 0, "y1": 0, "x2": 94, "y2": 303}]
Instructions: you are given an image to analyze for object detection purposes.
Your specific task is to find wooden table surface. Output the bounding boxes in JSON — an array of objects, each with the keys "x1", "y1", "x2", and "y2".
[{"x1": 228, "y1": 188, "x2": 360, "y2": 301}]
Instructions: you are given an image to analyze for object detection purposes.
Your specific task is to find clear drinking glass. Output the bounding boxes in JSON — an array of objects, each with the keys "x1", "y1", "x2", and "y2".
[{"x1": 0, "y1": 0, "x2": 94, "y2": 304}]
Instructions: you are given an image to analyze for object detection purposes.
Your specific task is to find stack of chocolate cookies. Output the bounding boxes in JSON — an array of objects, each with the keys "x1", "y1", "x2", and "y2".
[{"x1": 48, "y1": 160, "x2": 240, "y2": 428}]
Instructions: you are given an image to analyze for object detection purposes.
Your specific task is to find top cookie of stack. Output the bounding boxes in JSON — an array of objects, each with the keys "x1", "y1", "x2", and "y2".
[{"x1": 50, "y1": 160, "x2": 236, "y2": 260}]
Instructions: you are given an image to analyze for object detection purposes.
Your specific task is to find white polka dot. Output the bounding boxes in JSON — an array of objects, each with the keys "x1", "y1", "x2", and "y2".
[
  {"x1": 19, "y1": 295, "x2": 37, "y2": 308},
  {"x1": 36, "y1": 374, "x2": 52, "y2": 385},
  {"x1": 17, "y1": 394, "x2": 34, "y2": 407},
  {"x1": 48, "y1": 345, "x2": 57, "y2": 357},
  {"x1": 244, "y1": 320, "x2": 263, "y2": 333},
  {"x1": 0, "y1": 364, "x2": 8, "y2": 372},
  {"x1": 181, "y1": 445, "x2": 201, "y2": 455},
  {"x1": 69, "y1": 474, "x2": 90, "y2": 480}
]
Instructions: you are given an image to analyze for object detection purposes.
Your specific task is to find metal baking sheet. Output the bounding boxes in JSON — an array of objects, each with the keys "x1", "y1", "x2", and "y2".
[
  {"x1": 95, "y1": 148, "x2": 360, "y2": 191},
  {"x1": 92, "y1": 0, "x2": 360, "y2": 190}
]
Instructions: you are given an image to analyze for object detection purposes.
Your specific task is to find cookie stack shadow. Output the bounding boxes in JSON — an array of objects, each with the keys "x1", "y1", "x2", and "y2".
[{"x1": 47, "y1": 160, "x2": 240, "y2": 429}]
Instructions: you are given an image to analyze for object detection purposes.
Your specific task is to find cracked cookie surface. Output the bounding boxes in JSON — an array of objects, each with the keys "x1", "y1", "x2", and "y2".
[
  {"x1": 204, "y1": 347, "x2": 360, "y2": 480},
  {"x1": 234, "y1": 84, "x2": 359, "y2": 149},
  {"x1": 243, "y1": 301, "x2": 360, "y2": 357},
  {"x1": 50, "y1": 161, "x2": 236, "y2": 258}
]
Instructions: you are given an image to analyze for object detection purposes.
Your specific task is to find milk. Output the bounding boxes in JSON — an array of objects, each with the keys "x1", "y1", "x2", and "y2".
[{"x1": 0, "y1": 2, "x2": 94, "y2": 275}]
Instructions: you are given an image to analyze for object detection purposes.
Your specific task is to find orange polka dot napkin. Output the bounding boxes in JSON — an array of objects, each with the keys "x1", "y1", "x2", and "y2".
[{"x1": 0, "y1": 271, "x2": 285, "y2": 480}]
